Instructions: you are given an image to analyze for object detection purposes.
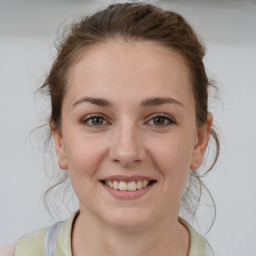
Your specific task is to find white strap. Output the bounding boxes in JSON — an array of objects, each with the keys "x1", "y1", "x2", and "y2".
[
  {"x1": 45, "y1": 222, "x2": 63, "y2": 256},
  {"x1": 205, "y1": 241, "x2": 214, "y2": 256}
]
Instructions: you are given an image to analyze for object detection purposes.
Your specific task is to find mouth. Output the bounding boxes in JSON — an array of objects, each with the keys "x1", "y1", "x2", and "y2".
[{"x1": 100, "y1": 179, "x2": 157, "y2": 191}]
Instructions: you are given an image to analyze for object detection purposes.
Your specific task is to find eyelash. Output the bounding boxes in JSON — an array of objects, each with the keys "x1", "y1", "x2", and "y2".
[
  {"x1": 147, "y1": 114, "x2": 175, "y2": 126},
  {"x1": 81, "y1": 114, "x2": 175, "y2": 127},
  {"x1": 81, "y1": 114, "x2": 109, "y2": 126}
]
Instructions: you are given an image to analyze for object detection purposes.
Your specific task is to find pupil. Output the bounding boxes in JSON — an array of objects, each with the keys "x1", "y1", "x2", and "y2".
[
  {"x1": 154, "y1": 117, "x2": 164, "y2": 125},
  {"x1": 92, "y1": 117, "x2": 103, "y2": 125}
]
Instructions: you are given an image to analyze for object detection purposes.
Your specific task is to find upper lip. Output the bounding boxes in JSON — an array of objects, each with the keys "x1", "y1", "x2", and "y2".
[{"x1": 101, "y1": 175, "x2": 156, "y2": 182}]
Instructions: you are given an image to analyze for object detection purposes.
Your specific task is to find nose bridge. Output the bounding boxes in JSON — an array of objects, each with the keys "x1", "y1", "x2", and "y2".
[{"x1": 109, "y1": 119, "x2": 146, "y2": 167}]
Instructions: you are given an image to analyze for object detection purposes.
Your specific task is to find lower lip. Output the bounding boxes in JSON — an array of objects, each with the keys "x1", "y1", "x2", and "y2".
[{"x1": 101, "y1": 182, "x2": 155, "y2": 200}]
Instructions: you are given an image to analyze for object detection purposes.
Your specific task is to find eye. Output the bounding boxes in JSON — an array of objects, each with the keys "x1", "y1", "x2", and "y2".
[
  {"x1": 81, "y1": 115, "x2": 108, "y2": 126},
  {"x1": 147, "y1": 114, "x2": 175, "y2": 126}
]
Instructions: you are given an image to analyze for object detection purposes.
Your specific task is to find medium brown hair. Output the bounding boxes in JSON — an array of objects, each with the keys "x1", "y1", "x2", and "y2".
[{"x1": 41, "y1": 2, "x2": 219, "y2": 228}]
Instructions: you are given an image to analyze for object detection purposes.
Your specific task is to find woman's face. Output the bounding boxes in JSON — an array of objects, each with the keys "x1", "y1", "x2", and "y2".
[{"x1": 53, "y1": 40, "x2": 211, "y2": 230}]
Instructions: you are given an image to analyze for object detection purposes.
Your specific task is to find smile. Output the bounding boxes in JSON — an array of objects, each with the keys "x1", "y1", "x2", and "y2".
[{"x1": 101, "y1": 180, "x2": 156, "y2": 191}]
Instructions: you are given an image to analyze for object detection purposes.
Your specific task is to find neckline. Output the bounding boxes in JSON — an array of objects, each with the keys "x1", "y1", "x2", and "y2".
[{"x1": 60, "y1": 211, "x2": 205, "y2": 256}]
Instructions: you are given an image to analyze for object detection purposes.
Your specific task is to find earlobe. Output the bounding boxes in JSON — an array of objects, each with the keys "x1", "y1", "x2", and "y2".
[
  {"x1": 51, "y1": 125, "x2": 68, "y2": 170},
  {"x1": 190, "y1": 112, "x2": 213, "y2": 170}
]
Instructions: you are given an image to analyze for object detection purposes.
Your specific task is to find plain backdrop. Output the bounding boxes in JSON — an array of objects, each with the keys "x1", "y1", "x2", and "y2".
[{"x1": 0, "y1": 0, "x2": 256, "y2": 255}]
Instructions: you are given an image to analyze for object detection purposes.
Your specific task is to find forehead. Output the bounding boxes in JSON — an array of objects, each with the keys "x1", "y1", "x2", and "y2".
[{"x1": 66, "y1": 40, "x2": 193, "y2": 106}]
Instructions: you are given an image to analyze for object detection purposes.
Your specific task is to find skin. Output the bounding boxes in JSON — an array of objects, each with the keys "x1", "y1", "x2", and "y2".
[{"x1": 52, "y1": 40, "x2": 212, "y2": 256}]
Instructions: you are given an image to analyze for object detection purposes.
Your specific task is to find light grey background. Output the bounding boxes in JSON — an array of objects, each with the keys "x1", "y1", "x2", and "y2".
[{"x1": 0, "y1": 0, "x2": 256, "y2": 255}]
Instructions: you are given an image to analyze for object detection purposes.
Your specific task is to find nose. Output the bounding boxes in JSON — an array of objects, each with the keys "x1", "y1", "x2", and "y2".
[{"x1": 109, "y1": 122, "x2": 146, "y2": 168}]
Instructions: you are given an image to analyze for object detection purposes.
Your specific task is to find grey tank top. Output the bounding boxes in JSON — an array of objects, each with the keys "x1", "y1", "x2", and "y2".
[{"x1": 45, "y1": 222, "x2": 63, "y2": 256}]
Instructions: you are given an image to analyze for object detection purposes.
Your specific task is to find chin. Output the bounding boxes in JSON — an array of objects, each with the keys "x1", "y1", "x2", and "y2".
[{"x1": 104, "y1": 209, "x2": 153, "y2": 231}]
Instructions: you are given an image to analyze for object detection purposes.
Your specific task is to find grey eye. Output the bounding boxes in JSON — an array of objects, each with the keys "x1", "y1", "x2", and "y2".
[
  {"x1": 90, "y1": 116, "x2": 105, "y2": 125},
  {"x1": 82, "y1": 115, "x2": 108, "y2": 126},
  {"x1": 153, "y1": 116, "x2": 167, "y2": 125},
  {"x1": 148, "y1": 115, "x2": 174, "y2": 126}
]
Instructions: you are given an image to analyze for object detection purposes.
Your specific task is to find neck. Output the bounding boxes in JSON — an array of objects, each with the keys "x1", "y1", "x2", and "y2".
[{"x1": 71, "y1": 208, "x2": 190, "y2": 256}]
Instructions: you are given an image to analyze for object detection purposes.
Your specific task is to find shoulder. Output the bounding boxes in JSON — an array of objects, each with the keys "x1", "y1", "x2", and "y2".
[
  {"x1": 0, "y1": 244, "x2": 16, "y2": 256},
  {"x1": 15, "y1": 227, "x2": 48, "y2": 256},
  {"x1": 1, "y1": 212, "x2": 78, "y2": 256},
  {"x1": 0, "y1": 227, "x2": 47, "y2": 256}
]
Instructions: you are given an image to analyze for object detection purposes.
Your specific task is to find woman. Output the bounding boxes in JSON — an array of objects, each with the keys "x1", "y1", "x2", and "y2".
[{"x1": 2, "y1": 2, "x2": 219, "y2": 255}]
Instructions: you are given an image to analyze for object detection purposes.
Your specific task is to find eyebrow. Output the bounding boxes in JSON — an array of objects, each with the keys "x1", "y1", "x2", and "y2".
[
  {"x1": 141, "y1": 97, "x2": 184, "y2": 107},
  {"x1": 73, "y1": 97, "x2": 112, "y2": 107},
  {"x1": 72, "y1": 97, "x2": 183, "y2": 108}
]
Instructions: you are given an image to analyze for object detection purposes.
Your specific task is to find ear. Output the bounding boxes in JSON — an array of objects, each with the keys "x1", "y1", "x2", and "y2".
[
  {"x1": 51, "y1": 122, "x2": 68, "y2": 170},
  {"x1": 190, "y1": 112, "x2": 213, "y2": 170}
]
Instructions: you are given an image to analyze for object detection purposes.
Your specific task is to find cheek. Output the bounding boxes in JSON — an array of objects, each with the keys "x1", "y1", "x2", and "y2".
[
  {"x1": 64, "y1": 135, "x2": 107, "y2": 189},
  {"x1": 152, "y1": 134, "x2": 194, "y2": 168},
  {"x1": 149, "y1": 135, "x2": 195, "y2": 193},
  {"x1": 65, "y1": 138, "x2": 108, "y2": 209}
]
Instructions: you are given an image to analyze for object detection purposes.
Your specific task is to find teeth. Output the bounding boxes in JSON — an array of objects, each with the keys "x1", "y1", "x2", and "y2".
[
  {"x1": 113, "y1": 180, "x2": 119, "y2": 189},
  {"x1": 137, "y1": 180, "x2": 142, "y2": 189},
  {"x1": 104, "y1": 180, "x2": 153, "y2": 191},
  {"x1": 142, "y1": 180, "x2": 148, "y2": 188},
  {"x1": 127, "y1": 181, "x2": 136, "y2": 191},
  {"x1": 119, "y1": 181, "x2": 128, "y2": 190}
]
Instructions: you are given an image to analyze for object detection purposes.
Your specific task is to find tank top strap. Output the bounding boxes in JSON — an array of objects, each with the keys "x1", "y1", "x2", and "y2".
[{"x1": 45, "y1": 221, "x2": 63, "y2": 256}]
